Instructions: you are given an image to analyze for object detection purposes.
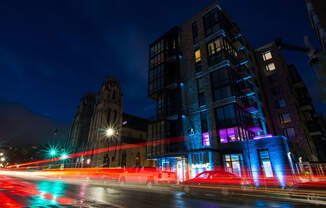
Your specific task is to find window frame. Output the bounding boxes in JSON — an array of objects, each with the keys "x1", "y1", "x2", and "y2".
[
  {"x1": 280, "y1": 112, "x2": 292, "y2": 124},
  {"x1": 262, "y1": 51, "x2": 272, "y2": 61},
  {"x1": 265, "y1": 62, "x2": 276, "y2": 71},
  {"x1": 283, "y1": 127, "x2": 296, "y2": 138}
]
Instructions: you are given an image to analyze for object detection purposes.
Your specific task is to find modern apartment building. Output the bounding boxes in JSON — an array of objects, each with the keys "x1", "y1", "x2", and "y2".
[{"x1": 147, "y1": 2, "x2": 293, "y2": 184}]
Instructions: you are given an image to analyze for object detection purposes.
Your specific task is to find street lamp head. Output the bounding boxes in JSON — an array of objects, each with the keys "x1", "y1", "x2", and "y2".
[
  {"x1": 1, "y1": 157, "x2": 5, "y2": 162},
  {"x1": 50, "y1": 150, "x2": 56, "y2": 156},
  {"x1": 105, "y1": 128, "x2": 115, "y2": 137},
  {"x1": 61, "y1": 153, "x2": 68, "y2": 160},
  {"x1": 86, "y1": 159, "x2": 91, "y2": 165}
]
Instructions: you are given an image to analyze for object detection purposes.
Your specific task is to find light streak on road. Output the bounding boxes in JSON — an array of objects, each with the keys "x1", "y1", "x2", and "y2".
[{"x1": 6, "y1": 136, "x2": 185, "y2": 168}]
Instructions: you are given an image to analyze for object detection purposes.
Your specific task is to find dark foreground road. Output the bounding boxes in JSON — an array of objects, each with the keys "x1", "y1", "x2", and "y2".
[{"x1": 0, "y1": 175, "x2": 324, "y2": 208}]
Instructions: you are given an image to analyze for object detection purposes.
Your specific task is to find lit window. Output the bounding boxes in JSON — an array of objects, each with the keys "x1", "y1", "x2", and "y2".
[
  {"x1": 195, "y1": 49, "x2": 201, "y2": 63},
  {"x1": 223, "y1": 154, "x2": 243, "y2": 176},
  {"x1": 283, "y1": 128, "x2": 295, "y2": 138},
  {"x1": 214, "y1": 38, "x2": 221, "y2": 53},
  {"x1": 258, "y1": 150, "x2": 274, "y2": 177},
  {"x1": 266, "y1": 63, "x2": 276, "y2": 71},
  {"x1": 208, "y1": 42, "x2": 215, "y2": 56},
  {"x1": 262, "y1": 51, "x2": 272, "y2": 61},
  {"x1": 219, "y1": 127, "x2": 248, "y2": 143},
  {"x1": 202, "y1": 132, "x2": 210, "y2": 146},
  {"x1": 280, "y1": 112, "x2": 292, "y2": 124}
]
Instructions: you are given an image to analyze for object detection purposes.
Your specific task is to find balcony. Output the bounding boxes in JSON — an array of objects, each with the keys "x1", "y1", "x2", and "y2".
[
  {"x1": 237, "y1": 97, "x2": 258, "y2": 114},
  {"x1": 238, "y1": 80, "x2": 256, "y2": 97},
  {"x1": 207, "y1": 49, "x2": 238, "y2": 67}
]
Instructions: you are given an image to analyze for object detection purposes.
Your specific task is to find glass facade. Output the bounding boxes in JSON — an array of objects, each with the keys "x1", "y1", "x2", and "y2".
[
  {"x1": 147, "y1": 3, "x2": 292, "y2": 184},
  {"x1": 210, "y1": 68, "x2": 233, "y2": 101}
]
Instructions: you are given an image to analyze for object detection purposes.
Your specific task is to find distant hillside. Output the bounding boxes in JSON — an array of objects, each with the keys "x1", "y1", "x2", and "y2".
[{"x1": 0, "y1": 100, "x2": 70, "y2": 146}]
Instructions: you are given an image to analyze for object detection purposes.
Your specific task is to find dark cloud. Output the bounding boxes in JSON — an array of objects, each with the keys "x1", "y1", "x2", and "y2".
[{"x1": 0, "y1": 100, "x2": 70, "y2": 146}]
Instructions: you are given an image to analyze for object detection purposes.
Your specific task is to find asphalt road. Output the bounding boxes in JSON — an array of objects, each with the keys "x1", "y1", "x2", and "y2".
[{"x1": 0, "y1": 175, "x2": 324, "y2": 208}]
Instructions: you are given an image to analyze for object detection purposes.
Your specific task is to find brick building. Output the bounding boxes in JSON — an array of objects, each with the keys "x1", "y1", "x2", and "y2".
[{"x1": 256, "y1": 43, "x2": 319, "y2": 161}]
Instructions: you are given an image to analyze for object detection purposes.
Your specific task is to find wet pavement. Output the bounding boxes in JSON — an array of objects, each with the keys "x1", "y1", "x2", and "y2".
[{"x1": 0, "y1": 175, "x2": 324, "y2": 208}]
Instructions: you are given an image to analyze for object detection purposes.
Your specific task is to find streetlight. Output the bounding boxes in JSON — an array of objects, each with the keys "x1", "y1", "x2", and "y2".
[
  {"x1": 50, "y1": 150, "x2": 56, "y2": 156},
  {"x1": 61, "y1": 153, "x2": 68, "y2": 160},
  {"x1": 86, "y1": 159, "x2": 91, "y2": 165},
  {"x1": 105, "y1": 128, "x2": 115, "y2": 137},
  {"x1": 1, "y1": 157, "x2": 5, "y2": 162}
]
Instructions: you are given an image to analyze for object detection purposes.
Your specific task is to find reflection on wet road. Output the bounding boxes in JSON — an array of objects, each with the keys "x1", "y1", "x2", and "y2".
[{"x1": 0, "y1": 176, "x2": 322, "y2": 208}]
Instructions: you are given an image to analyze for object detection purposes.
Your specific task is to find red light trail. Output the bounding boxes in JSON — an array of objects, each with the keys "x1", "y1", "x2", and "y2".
[{"x1": 7, "y1": 136, "x2": 185, "y2": 168}]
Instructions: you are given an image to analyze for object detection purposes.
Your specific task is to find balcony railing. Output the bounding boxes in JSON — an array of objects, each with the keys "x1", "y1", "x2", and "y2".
[{"x1": 207, "y1": 49, "x2": 238, "y2": 67}]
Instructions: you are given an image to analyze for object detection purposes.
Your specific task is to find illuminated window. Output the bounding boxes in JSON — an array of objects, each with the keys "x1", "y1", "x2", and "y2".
[
  {"x1": 258, "y1": 150, "x2": 274, "y2": 177},
  {"x1": 214, "y1": 38, "x2": 222, "y2": 53},
  {"x1": 280, "y1": 112, "x2": 292, "y2": 124},
  {"x1": 202, "y1": 132, "x2": 210, "y2": 146},
  {"x1": 219, "y1": 127, "x2": 248, "y2": 143},
  {"x1": 195, "y1": 49, "x2": 201, "y2": 63},
  {"x1": 208, "y1": 42, "x2": 215, "y2": 56},
  {"x1": 262, "y1": 51, "x2": 272, "y2": 61},
  {"x1": 223, "y1": 154, "x2": 243, "y2": 176},
  {"x1": 266, "y1": 63, "x2": 276, "y2": 71},
  {"x1": 207, "y1": 37, "x2": 237, "y2": 66},
  {"x1": 207, "y1": 38, "x2": 222, "y2": 56},
  {"x1": 283, "y1": 127, "x2": 295, "y2": 138}
]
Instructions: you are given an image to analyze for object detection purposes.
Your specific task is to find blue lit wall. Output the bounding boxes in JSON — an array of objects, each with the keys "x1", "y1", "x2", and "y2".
[{"x1": 243, "y1": 136, "x2": 292, "y2": 188}]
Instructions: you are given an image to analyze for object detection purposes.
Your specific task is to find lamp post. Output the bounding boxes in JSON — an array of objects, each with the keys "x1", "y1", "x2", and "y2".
[
  {"x1": 60, "y1": 153, "x2": 68, "y2": 169},
  {"x1": 104, "y1": 127, "x2": 116, "y2": 168}
]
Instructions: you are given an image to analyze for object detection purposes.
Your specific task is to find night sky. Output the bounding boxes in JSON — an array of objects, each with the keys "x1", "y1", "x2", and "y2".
[{"x1": 0, "y1": 0, "x2": 325, "y2": 124}]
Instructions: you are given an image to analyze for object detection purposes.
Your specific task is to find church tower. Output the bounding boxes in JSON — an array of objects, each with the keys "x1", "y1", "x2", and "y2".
[
  {"x1": 68, "y1": 93, "x2": 96, "y2": 156},
  {"x1": 86, "y1": 77, "x2": 123, "y2": 167}
]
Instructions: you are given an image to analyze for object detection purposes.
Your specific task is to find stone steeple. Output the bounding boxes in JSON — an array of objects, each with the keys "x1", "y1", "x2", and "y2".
[
  {"x1": 86, "y1": 77, "x2": 123, "y2": 167},
  {"x1": 68, "y1": 93, "x2": 96, "y2": 158}
]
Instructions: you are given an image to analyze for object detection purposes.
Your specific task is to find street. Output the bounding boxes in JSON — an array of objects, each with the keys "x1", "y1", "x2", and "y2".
[{"x1": 0, "y1": 175, "x2": 324, "y2": 208}]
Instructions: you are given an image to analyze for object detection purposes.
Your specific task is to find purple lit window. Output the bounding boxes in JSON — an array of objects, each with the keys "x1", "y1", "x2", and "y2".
[
  {"x1": 202, "y1": 132, "x2": 210, "y2": 146},
  {"x1": 219, "y1": 127, "x2": 245, "y2": 143}
]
